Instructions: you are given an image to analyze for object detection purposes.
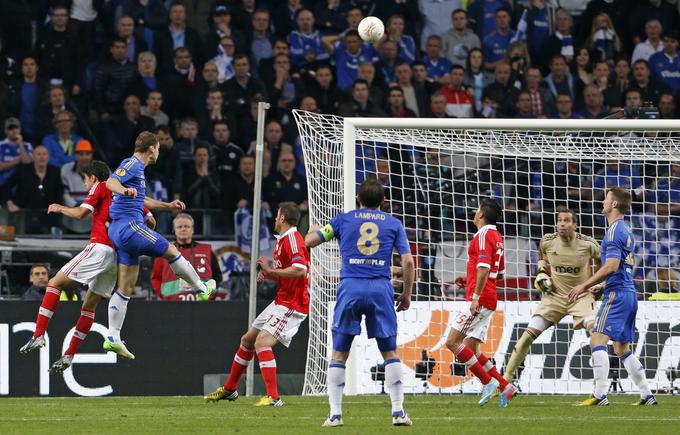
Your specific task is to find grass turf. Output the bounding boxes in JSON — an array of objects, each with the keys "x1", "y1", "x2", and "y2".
[{"x1": 1, "y1": 395, "x2": 679, "y2": 434}]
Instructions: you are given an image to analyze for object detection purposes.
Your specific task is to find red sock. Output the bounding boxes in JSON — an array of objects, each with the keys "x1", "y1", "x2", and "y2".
[
  {"x1": 476, "y1": 351, "x2": 509, "y2": 390},
  {"x1": 256, "y1": 347, "x2": 279, "y2": 400},
  {"x1": 454, "y1": 344, "x2": 492, "y2": 384},
  {"x1": 34, "y1": 286, "x2": 61, "y2": 337},
  {"x1": 64, "y1": 309, "x2": 95, "y2": 356},
  {"x1": 224, "y1": 345, "x2": 255, "y2": 391}
]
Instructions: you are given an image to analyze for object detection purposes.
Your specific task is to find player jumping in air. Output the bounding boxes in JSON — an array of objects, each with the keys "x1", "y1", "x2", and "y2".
[
  {"x1": 19, "y1": 161, "x2": 153, "y2": 371},
  {"x1": 204, "y1": 202, "x2": 310, "y2": 407},
  {"x1": 569, "y1": 188, "x2": 657, "y2": 406},
  {"x1": 306, "y1": 179, "x2": 416, "y2": 427},
  {"x1": 503, "y1": 208, "x2": 601, "y2": 384},
  {"x1": 445, "y1": 198, "x2": 518, "y2": 407},
  {"x1": 105, "y1": 131, "x2": 215, "y2": 359}
]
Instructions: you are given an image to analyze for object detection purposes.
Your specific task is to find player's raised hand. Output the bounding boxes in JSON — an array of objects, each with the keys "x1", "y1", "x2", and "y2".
[
  {"x1": 123, "y1": 187, "x2": 138, "y2": 198},
  {"x1": 47, "y1": 203, "x2": 63, "y2": 214},
  {"x1": 396, "y1": 292, "x2": 411, "y2": 312},
  {"x1": 568, "y1": 283, "x2": 586, "y2": 303},
  {"x1": 256, "y1": 256, "x2": 272, "y2": 273},
  {"x1": 454, "y1": 276, "x2": 466, "y2": 288},
  {"x1": 168, "y1": 199, "x2": 186, "y2": 211}
]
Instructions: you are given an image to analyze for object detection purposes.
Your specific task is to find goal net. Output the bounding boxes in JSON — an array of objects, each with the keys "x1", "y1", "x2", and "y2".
[{"x1": 293, "y1": 110, "x2": 680, "y2": 396}]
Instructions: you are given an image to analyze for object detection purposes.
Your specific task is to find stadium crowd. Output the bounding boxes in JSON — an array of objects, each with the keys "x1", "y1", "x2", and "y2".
[{"x1": 0, "y1": 0, "x2": 679, "y2": 299}]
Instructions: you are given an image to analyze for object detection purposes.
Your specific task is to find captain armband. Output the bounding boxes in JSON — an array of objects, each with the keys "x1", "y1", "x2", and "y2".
[{"x1": 318, "y1": 224, "x2": 335, "y2": 242}]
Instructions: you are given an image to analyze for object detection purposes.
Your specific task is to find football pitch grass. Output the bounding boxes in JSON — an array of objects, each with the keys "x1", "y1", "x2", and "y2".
[{"x1": 2, "y1": 395, "x2": 680, "y2": 434}]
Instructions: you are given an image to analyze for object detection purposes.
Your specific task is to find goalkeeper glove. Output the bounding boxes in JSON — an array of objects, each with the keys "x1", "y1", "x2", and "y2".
[{"x1": 534, "y1": 272, "x2": 553, "y2": 293}]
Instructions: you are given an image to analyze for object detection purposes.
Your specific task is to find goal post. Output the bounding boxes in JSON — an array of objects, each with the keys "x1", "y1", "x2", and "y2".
[{"x1": 294, "y1": 110, "x2": 680, "y2": 396}]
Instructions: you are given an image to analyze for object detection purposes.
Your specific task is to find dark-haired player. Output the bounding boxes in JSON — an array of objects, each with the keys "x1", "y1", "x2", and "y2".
[
  {"x1": 306, "y1": 178, "x2": 416, "y2": 427},
  {"x1": 445, "y1": 198, "x2": 518, "y2": 407}
]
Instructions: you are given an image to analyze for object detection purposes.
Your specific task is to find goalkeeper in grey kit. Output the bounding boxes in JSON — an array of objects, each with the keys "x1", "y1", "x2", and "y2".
[{"x1": 503, "y1": 208, "x2": 601, "y2": 383}]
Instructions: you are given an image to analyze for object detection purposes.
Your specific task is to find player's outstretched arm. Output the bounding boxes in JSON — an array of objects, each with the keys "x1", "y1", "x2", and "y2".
[
  {"x1": 568, "y1": 257, "x2": 620, "y2": 302},
  {"x1": 396, "y1": 253, "x2": 415, "y2": 312},
  {"x1": 143, "y1": 196, "x2": 186, "y2": 212},
  {"x1": 47, "y1": 203, "x2": 91, "y2": 220},
  {"x1": 106, "y1": 177, "x2": 136, "y2": 197},
  {"x1": 305, "y1": 224, "x2": 332, "y2": 248}
]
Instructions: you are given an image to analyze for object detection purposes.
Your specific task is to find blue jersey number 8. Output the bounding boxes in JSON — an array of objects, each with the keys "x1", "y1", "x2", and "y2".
[{"x1": 357, "y1": 222, "x2": 380, "y2": 255}]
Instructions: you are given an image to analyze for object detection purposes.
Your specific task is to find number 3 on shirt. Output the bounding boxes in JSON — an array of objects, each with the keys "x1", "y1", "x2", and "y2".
[
  {"x1": 490, "y1": 248, "x2": 503, "y2": 279},
  {"x1": 357, "y1": 222, "x2": 380, "y2": 255}
]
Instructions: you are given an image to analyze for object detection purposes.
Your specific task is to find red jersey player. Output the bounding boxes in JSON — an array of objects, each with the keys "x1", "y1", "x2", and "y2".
[
  {"x1": 444, "y1": 198, "x2": 518, "y2": 407},
  {"x1": 204, "y1": 202, "x2": 309, "y2": 406},
  {"x1": 19, "y1": 160, "x2": 155, "y2": 372}
]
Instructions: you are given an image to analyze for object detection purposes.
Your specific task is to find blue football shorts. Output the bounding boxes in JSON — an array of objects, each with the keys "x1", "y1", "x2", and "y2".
[
  {"x1": 108, "y1": 218, "x2": 169, "y2": 266},
  {"x1": 592, "y1": 289, "x2": 638, "y2": 344}
]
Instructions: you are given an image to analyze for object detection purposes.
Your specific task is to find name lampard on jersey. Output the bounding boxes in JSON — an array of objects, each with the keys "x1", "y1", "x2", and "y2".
[
  {"x1": 348, "y1": 258, "x2": 386, "y2": 266},
  {"x1": 354, "y1": 211, "x2": 386, "y2": 220}
]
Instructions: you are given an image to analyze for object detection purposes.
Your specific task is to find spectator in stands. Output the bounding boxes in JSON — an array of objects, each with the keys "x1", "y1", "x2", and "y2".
[
  {"x1": 22, "y1": 264, "x2": 50, "y2": 301},
  {"x1": 127, "y1": 51, "x2": 161, "y2": 102},
  {"x1": 192, "y1": 61, "x2": 221, "y2": 118},
  {"x1": 584, "y1": 13, "x2": 622, "y2": 64},
  {"x1": 268, "y1": 54, "x2": 303, "y2": 110},
  {"x1": 337, "y1": 79, "x2": 387, "y2": 118},
  {"x1": 417, "y1": 0, "x2": 459, "y2": 50},
  {"x1": 649, "y1": 30, "x2": 680, "y2": 94},
  {"x1": 212, "y1": 121, "x2": 244, "y2": 192},
  {"x1": 308, "y1": 64, "x2": 342, "y2": 114},
  {"x1": 603, "y1": 57, "x2": 631, "y2": 108},
  {"x1": 543, "y1": 54, "x2": 581, "y2": 105},
  {"x1": 358, "y1": 62, "x2": 385, "y2": 108},
  {"x1": 464, "y1": 48, "x2": 494, "y2": 111},
  {"x1": 479, "y1": 87, "x2": 501, "y2": 118},
  {"x1": 249, "y1": 120, "x2": 293, "y2": 178},
  {"x1": 395, "y1": 62, "x2": 428, "y2": 117},
  {"x1": 624, "y1": 89, "x2": 644, "y2": 110},
  {"x1": 258, "y1": 39, "x2": 291, "y2": 84},
  {"x1": 35, "y1": 5, "x2": 78, "y2": 94},
  {"x1": 1, "y1": 145, "x2": 63, "y2": 233},
  {"x1": 146, "y1": 125, "x2": 174, "y2": 201},
  {"x1": 514, "y1": 91, "x2": 535, "y2": 118},
  {"x1": 94, "y1": 38, "x2": 137, "y2": 121},
  {"x1": 332, "y1": 30, "x2": 379, "y2": 91},
  {"x1": 441, "y1": 65, "x2": 474, "y2": 118},
  {"x1": 249, "y1": 9, "x2": 275, "y2": 71},
  {"x1": 658, "y1": 93, "x2": 677, "y2": 119},
  {"x1": 60, "y1": 139, "x2": 93, "y2": 234},
  {"x1": 172, "y1": 117, "x2": 213, "y2": 188},
  {"x1": 524, "y1": 66, "x2": 554, "y2": 117},
  {"x1": 178, "y1": 144, "x2": 220, "y2": 209},
  {"x1": 516, "y1": 0, "x2": 556, "y2": 61},
  {"x1": 593, "y1": 60, "x2": 614, "y2": 99},
  {"x1": 229, "y1": 154, "x2": 264, "y2": 214},
  {"x1": 163, "y1": 47, "x2": 199, "y2": 121},
  {"x1": 197, "y1": 89, "x2": 230, "y2": 140},
  {"x1": 154, "y1": 1, "x2": 203, "y2": 72},
  {"x1": 632, "y1": 19, "x2": 664, "y2": 64},
  {"x1": 288, "y1": 9, "x2": 329, "y2": 69},
  {"x1": 541, "y1": 8, "x2": 575, "y2": 70},
  {"x1": 271, "y1": 0, "x2": 303, "y2": 38},
  {"x1": 263, "y1": 151, "x2": 308, "y2": 229},
  {"x1": 422, "y1": 35, "x2": 453, "y2": 85},
  {"x1": 377, "y1": 39, "x2": 399, "y2": 84},
  {"x1": 339, "y1": 6, "x2": 364, "y2": 38},
  {"x1": 7, "y1": 56, "x2": 47, "y2": 144},
  {"x1": 482, "y1": 7, "x2": 515, "y2": 72},
  {"x1": 204, "y1": 5, "x2": 246, "y2": 60},
  {"x1": 468, "y1": 0, "x2": 513, "y2": 42},
  {"x1": 141, "y1": 90, "x2": 168, "y2": 128},
  {"x1": 552, "y1": 93, "x2": 578, "y2": 119},
  {"x1": 69, "y1": 0, "x2": 98, "y2": 78},
  {"x1": 630, "y1": 59, "x2": 671, "y2": 105},
  {"x1": 385, "y1": 86, "x2": 416, "y2": 118},
  {"x1": 41, "y1": 110, "x2": 83, "y2": 168},
  {"x1": 313, "y1": 0, "x2": 346, "y2": 36},
  {"x1": 630, "y1": 1, "x2": 680, "y2": 46},
  {"x1": 120, "y1": 0, "x2": 168, "y2": 38},
  {"x1": 35, "y1": 85, "x2": 83, "y2": 146},
  {"x1": 504, "y1": 41, "x2": 531, "y2": 88},
  {"x1": 572, "y1": 47, "x2": 593, "y2": 85},
  {"x1": 442, "y1": 9, "x2": 481, "y2": 68},
  {"x1": 152, "y1": 212, "x2": 222, "y2": 301},
  {"x1": 484, "y1": 61, "x2": 519, "y2": 117},
  {"x1": 575, "y1": 83, "x2": 608, "y2": 118},
  {"x1": 117, "y1": 15, "x2": 147, "y2": 64},
  {"x1": 223, "y1": 54, "x2": 267, "y2": 121},
  {"x1": 429, "y1": 91, "x2": 452, "y2": 118},
  {"x1": 385, "y1": 14, "x2": 416, "y2": 64},
  {"x1": 102, "y1": 94, "x2": 155, "y2": 166},
  {"x1": 211, "y1": 35, "x2": 235, "y2": 83},
  {"x1": 412, "y1": 61, "x2": 440, "y2": 97},
  {"x1": 0, "y1": 117, "x2": 33, "y2": 186}
]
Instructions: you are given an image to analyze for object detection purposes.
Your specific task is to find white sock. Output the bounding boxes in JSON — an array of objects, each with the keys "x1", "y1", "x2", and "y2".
[
  {"x1": 384, "y1": 358, "x2": 404, "y2": 415},
  {"x1": 108, "y1": 291, "x2": 129, "y2": 341},
  {"x1": 592, "y1": 346, "x2": 610, "y2": 399},
  {"x1": 169, "y1": 254, "x2": 207, "y2": 292},
  {"x1": 621, "y1": 351, "x2": 652, "y2": 398},
  {"x1": 327, "y1": 359, "x2": 345, "y2": 417}
]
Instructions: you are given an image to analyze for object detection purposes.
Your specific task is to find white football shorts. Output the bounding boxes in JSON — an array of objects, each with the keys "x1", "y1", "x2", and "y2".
[
  {"x1": 60, "y1": 243, "x2": 117, "y2": 297},
  {"x1": 451, "y1": 304, "x2": 494, "y2": 342},
  {"x1": 252, "y1": 301, "x2": 307, "y2": 347}
]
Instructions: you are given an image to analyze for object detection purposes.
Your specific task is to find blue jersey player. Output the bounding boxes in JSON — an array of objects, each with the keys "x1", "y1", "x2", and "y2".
[
  {"x1": 104, "y1": 131, "x2": 215, "y2": 359},
  {"x1": 569, "y1": 187, "x2": 656, "y2": 406},
  {"x1": 306, "y1": 179, "x2": 415, "y2": 427}
]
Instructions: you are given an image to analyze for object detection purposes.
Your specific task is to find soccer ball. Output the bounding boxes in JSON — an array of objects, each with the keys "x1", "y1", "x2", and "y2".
[
  {"x1": 358, "y1": 17, "x2": 385, "y2": 43},
  {"x1": 534, "y1": 272, "x2": 553, "y2": 293}
]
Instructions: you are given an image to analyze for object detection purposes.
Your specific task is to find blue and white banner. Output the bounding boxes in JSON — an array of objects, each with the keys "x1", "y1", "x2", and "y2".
[{"x1": 234, "y1": 206, "x2": 271, "y2": 254}]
